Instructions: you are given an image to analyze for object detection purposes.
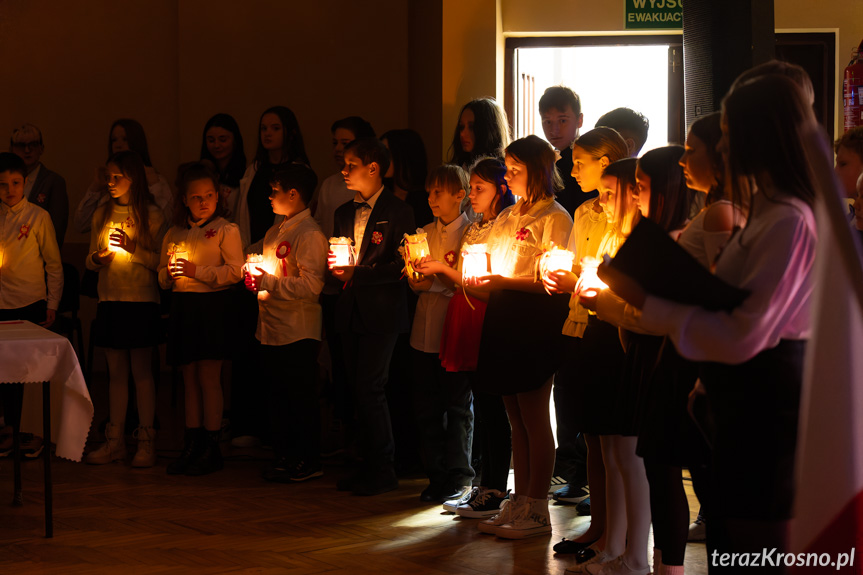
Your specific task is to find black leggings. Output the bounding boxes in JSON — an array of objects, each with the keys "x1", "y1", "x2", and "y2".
[
  {"x1": 644, "y1": 460, "x2": 690, "y2": 566},
  {"x1": 473, "y1": 389, "x2": 511, "y2": 492}
]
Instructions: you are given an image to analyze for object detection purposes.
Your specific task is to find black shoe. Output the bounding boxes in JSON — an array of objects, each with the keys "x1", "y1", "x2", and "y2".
[
  {"x1": 421, "y1": 482, "x2": 462, "y2": 503},
  {"x1": 262, "y1": 457, "x2": 292, "y2": 483},
  {"x1": 337, "y1": 472, "x2": 362, "y2": 491},
  {"x1": 576, "y1": 496, "x2": 591, "y2": 516},
  {"x1": 289, "y1": 460, "x2": 323, "y2": 482},
  {"x1": 167, "y1": 427, "x2": 203, "y2": 476},
  {"x1": 185, "y1": 430, "x2": 223, "y2": 476},
  {"x1": 352, "y1": 468, "x2": 398, "y2": 496},
  {"x1": 553, "y1": 536, "x2": 599, "y2": 554},
  {"x1": 552, "y1": 483, "x2": 590, "y2": 505}
]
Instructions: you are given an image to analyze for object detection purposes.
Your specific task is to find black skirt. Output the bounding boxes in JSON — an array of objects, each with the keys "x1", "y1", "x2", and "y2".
[
  {"x1": 93, "y1": 301, "x2": 162, "y2": 349},
  {"x1": 635, "y1": 339, "x2": 709, "y2": 467},
  {"x1": 167, "y1": 290, "x2": 233, "y2": 365},
  {"x1": 562, "y1": 315, "x2": 626, "y2": 436},
  {"x1": 475, "y1": 290, "x2": 570, "y2": 396},
  {"x1": 701, "y1": 339, "x2": 805, "y2": 522},
  {"x1": 619, "y1": 332, "x2": 665, "y2": 437}
]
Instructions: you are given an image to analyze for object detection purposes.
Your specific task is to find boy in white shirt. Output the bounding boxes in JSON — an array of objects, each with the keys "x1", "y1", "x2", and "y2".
[
  {"x1": 245, "y1": 164, "x2": 328, "y2": 482},
  {"x1": 408, "y1": 164, "x2": 473, "y2": 503}
]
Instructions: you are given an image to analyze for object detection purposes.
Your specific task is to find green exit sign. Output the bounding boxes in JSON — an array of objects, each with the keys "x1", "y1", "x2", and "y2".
[{"x1": 625, "y1": 0, "x2": 683, "y2": 30}]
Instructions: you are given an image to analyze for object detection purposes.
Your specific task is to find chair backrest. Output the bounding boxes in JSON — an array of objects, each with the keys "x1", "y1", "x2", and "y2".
[{"x1": 58, "y1": 262, "x2": 81, "y2": 314}]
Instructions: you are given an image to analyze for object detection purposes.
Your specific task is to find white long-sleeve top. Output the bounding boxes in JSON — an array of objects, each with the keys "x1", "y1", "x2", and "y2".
[
  {"x1": 254, "y1": 209, "x2": 328, "y2": 346},
  {"x1": 639, "y1": 191, "x2": 816, "y2": 364},
  {"x1": 487, "y1": 196, "x2": 573, "y2": 279},
  {"x1": 410, "y1": 212, "x2": 471, "y2": 353},
  {"x1": 0, "y1": 199, "x2": 63, "y2": 310},
  {"x1": 157, "y1": 217, "x2": 244, "y2": 292},
  {"x1": 86, "y1": 202, "x2": 164, "y2": 303}
]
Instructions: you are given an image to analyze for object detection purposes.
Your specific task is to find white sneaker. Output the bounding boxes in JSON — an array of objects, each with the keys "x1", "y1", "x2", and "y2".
[
  {"x1": 564, "y1": 547, "x2": 611, "y2": 574},
  {"x1": 492, "y1": 495, "x2": 552, "y2": 539},
  {"x1": 477, "y1": 493, "x2": 518, "y2": 533},
  {"x1": 586, "y1": 556, "x2": 650, "y2": 575},
  {"x1": 443, "y1": 486, "x2": 478, "y2": 513},
  {"x1": 687, "y1": 517, "x2": 706, "y2": 542}
]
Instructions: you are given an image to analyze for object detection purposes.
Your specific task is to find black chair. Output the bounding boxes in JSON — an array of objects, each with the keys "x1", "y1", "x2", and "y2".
[{"x1": 52, "y1": 263, "x2": 85, "y2": 374}]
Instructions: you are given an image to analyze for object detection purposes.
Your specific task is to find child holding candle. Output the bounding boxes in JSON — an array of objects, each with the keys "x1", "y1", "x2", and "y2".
[
  {"x1": 405, "y1": 164, "x2": 472, "y2": 503},
  {"x1": 328, "y1": 138, "x2": 415, "y2": 496},
  {"x1": 415, "y1": 157, "x2": 516, "y2": 517},
  {"x1": 243, "y1": 164, "x2": 328, "y2": 483},
  {"x1": 543, "y1": 128, "x2": 629, "y2": 558},
  {"x1": 566, "y1": 149, "x2": 691, "y2": 575},
  {"x1": 598, "y1": 73, "x2": 818, "y2": 569},
  {"x1": 0, "y1": 152, "x2": 63, "y2": 327},
  {"x1": 157, "y1": 162, "x2": 243, "y2": 476},
  {"x1": 85, "y1": 150, "x2": 164, "y2": 468},
  {"x1": 467, "y1": 135, "x2": 572, "y2": 539}
]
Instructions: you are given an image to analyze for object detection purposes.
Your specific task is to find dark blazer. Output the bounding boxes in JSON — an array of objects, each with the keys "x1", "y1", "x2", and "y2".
[
  {"x1": 332, "y1": 189, "x2": 415, "y2": 335},
  {"x1": 28, "y1": 164, "x2": 68, "y2": 249}
]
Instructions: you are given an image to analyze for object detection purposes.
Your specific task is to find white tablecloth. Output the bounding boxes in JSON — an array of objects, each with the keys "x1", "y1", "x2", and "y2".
[{"x1": 0, "y1": 321, "x2": 93, "y2": 461}]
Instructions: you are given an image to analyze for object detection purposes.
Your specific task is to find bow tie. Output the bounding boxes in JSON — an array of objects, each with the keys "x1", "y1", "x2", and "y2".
[{"x1": 354, "y1": 201, "x2": 371, "y2": 210}]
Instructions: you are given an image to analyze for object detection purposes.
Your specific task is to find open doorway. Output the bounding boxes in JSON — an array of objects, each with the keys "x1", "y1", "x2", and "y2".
[{"x1": 505, "y1": 35, "x2": 685, "y2": 153}]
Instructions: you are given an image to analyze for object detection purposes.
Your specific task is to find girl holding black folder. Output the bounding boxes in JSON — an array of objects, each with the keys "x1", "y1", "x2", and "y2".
[{"x1": 599, "y1": 74, "x2": 818, "y2": 569}]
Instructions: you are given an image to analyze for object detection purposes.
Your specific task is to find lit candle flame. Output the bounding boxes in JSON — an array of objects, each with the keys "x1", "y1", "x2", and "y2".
[{"x1": 575, "y1": 256, "x2": 608, "y2": 297}]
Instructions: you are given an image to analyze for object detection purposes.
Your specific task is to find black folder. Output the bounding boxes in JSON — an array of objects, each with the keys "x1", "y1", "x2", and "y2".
[{"x1": 606, "y1": 217, "x2": 749, "y2": 312}]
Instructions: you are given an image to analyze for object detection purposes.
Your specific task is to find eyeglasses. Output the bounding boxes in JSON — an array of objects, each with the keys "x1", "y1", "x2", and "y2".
[{"x1": 11, "y1": 141, "x2": 42, "y2": 151}]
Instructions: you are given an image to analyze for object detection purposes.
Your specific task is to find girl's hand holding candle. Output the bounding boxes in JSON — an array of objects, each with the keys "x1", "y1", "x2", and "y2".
[
  {"x1": 171, "y1": 258, "x2": 196, "y2": 279},
  {"x1": 109, "y1": 227, "x2": 136, "y2": 254},
  {"x1": 414, "y1": 255, "x2": 445, "y2": 276},
  {"x1": 92, "y1": 247, "x2": 116, "y2": 266},
  {"x1": 543, "y1": 269, "x2": 577, "y2": 294}
]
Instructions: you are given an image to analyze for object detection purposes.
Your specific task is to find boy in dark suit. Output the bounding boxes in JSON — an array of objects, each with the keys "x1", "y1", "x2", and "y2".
[
  {"x1": 328, "y1": 138, "x2": 415, "y2": 496},
  {"x1": 10, "y1": 124, "x2": 68, "y2": 249}
]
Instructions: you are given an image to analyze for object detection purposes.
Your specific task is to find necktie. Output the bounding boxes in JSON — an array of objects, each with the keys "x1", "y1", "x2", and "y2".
[{"x1": 354, "y1": 201, "x2": 370, "y2": 210}]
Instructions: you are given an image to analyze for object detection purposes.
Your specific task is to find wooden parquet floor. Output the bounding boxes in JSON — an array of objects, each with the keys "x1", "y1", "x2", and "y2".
[
  {"x1": 0, "y1": 367, "x2": 709, "y2": 574},
  {"x1": 0, "y1": 450, "x2": 708, "y2": 575}
]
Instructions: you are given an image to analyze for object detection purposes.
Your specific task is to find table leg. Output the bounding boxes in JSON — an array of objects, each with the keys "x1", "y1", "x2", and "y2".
[
  {"x1": 12, "y1": 425, "x2": 22, "y2": 506},
  {"x1": 42, "y1": 381, "x2": 53, "y2": 538}
]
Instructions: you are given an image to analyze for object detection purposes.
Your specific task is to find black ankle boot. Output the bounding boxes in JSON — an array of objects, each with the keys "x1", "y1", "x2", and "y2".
[
  {"x1": 185, "y1": 429, "x2": 223, "y2": 476},
  {"x1": 167, "y1": 427, "x2": 203, "y2": 475}
]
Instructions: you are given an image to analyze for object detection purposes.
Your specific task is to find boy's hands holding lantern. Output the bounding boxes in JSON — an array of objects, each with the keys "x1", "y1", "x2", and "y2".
[{"x1": 328, "y1": 250, "x2": 355, "y2": 283}]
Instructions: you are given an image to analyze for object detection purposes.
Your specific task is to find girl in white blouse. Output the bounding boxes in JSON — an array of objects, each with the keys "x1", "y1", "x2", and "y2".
[
  {"x1": 157, "y1": 162, "x2": 244, "y2": 476},
  {"x1": 601, "y1": 73, "x2": 819, "y2": 566},
  {"x1": 471, "y1": 135, "x2": 573, "y2": 539}
]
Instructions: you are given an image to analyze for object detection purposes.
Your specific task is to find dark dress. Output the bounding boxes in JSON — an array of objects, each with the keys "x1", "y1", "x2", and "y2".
[{"x1": 475, "y1": 290, "x2": 570, "y2": 396}]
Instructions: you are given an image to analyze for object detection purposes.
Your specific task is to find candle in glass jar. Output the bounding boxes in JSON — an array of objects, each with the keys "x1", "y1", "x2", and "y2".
[
  {"x1": 461, "y1": 243, "x2": 489, "y2": 284},
  {"x1": 576, "y1": 256, "x2": 608, "y2": 297},
  {"x1": 329, "y1": 237, "x2": 356, "y2": 268},
  {"x1": 244, "y1": 253, "x2": 264, "y2": 277},
  {"x1": 105, "y1": 221, "x2": 125, "y2": 253},
  {"x1": 540, "y1": 247, "x2": 575, "y2": 278},
  {"x1": 403, "y1": 230, "x2": 430, "y2": 280}
]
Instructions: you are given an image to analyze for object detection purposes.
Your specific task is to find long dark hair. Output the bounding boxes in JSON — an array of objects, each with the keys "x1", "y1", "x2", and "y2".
[
  {"x1": 448, "y1": 98, "x2": 510, "y2": 167},
  {"x1": 97, "y1": 150, "x2": 157, "y2": 250},
  {"x1": 637, "y1": 146, "x2": 692, "y2": 232},
  {"x1": 470, "y1": 157, "x2": 515, "y2": 218},
  {"x1": 200, "y1": 113, "x2": 247, "y2": 188},
  {"x1": 254, "y1": 106, "x2": 309, "y2": 167},
  {"x1": 382, "y1": 129, "x2": 428, "y2": 193},
  {"x1": 172, "y1": 161, "x2": 226, "y2": 227},
  {"x1": 108, "y1": 119, "x2": 152, "y2": 166},
  {"x1": 688, "y1": 112, "x2": 725, "y2": 205},
  {"x1": 722, "y1": 74, "x2": 816, "y2": 209}
]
